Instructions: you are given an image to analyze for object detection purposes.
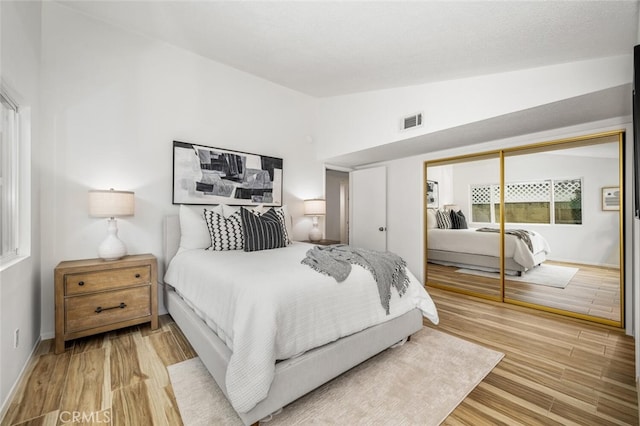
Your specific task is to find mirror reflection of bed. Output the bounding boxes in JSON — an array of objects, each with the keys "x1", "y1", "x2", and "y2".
[
  {"x1": 426, "y1": 204, "x2": 552, "y2": 300},
  {"x1": 425, "y1": 134, "x2": 622, "y2": 324}
]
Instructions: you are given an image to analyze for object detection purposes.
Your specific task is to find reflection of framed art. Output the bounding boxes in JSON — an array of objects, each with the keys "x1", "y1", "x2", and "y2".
[
  {"x1": 427, "y1": 180, "x2": 439, "y2": 208},
  {"x1": 601, "y1": 186, "x2": 620, "y2": 211},
  {"x1": 173, "y1": 141, "x2": 283, "y2": 206}
]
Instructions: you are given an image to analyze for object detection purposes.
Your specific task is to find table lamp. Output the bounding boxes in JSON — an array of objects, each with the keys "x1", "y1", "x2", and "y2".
[
  {"x1": 304, "y1": 199, "x2": 326, "y2": 242},
  {"x1": 89, "y1": 188, "x2": 135, "y2": 260}
]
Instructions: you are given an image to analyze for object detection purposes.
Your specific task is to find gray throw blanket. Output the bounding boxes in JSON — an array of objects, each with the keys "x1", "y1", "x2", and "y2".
[
  {"x1": 476, "y1": 227, "x2": 534, "y2": 252},
  {"x1": 301, "y1": 244, "x2": 409, "y2": 315}
]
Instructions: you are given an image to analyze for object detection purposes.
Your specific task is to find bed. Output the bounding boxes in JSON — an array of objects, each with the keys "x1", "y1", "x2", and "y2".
[
  {"x1": 427, "y1": 227, "x2": 550, "y2": 275},
  {"x1": 162, "y1": 211, "x2": 439, "y2": 425}
]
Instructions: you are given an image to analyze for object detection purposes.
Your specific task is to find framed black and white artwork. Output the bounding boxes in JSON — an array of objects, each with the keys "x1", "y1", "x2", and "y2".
[
  {"x1": 172, "y1": 141, "x2": 283, "y2": 206},
  {"x1": 427, "y1": 180, "x2": 439, "y2": 208}
]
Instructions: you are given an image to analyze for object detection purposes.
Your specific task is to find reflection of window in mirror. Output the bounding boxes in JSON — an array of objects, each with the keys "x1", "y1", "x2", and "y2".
[{"x1": 470, "y1": 179, "x2": 582, "y2": 225}]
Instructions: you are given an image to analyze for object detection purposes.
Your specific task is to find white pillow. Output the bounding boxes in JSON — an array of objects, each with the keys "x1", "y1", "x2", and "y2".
[
  {"x1": 426, "y1": 209, "x2": 437, "y2": 229},
  {"x1": 179, "y1": 204, "x2": 222, "y2": 249},
  {"x1": 222, "y1": 204, "x2": 263, "y2": 217},
  {"x1": 222, "y1": 204, "x2": 241, "y2": 217}
]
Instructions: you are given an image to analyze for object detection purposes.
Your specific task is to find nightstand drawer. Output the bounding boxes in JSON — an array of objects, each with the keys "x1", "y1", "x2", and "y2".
[
  {"x1": 65, "y1": 266, "x2": 150, "y2": 295},
  {"x1": 65, "y1": 286, "x2": 151, "y2": 333}
]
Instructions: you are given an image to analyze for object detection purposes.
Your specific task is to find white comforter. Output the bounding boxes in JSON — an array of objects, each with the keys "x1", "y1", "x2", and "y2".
[
  {"x1": 164, "y1": 243, "x2": 439, "y2": 413},
  {"x1": 427, "y1": 227, "x2": 551, "y2": 269}
]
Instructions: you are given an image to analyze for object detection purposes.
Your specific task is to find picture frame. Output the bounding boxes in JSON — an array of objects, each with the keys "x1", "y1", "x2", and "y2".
[
  {"x1": 427, "y1": 180, "x2": 439, "y2": 208},
  {"x1": 172, "y1": 141, "x2": 283, "y2": 206},
  {"x1": 601, "y1": 186, "x2": 620, "y2": 211}
]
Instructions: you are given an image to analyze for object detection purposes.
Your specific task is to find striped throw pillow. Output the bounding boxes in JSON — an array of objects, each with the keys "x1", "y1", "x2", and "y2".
[
  {"x1": 240, "y1": 207, "x2": 286, "y2": 252},
  {"x1": 203, "y1": 209, "x2": 244, "y2": 251},
  {"x1": 436, "y1": 209, "x2": 452, "y2": 229},
  {"x1": 272, "y1": 207, "x2": 291, "y2": 244},
  {"x1": 254, "y1": 207, "x2": 291, "y2": 245}
]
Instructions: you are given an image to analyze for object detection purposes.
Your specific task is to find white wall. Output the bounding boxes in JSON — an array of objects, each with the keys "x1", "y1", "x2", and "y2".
[
  {"x1": 425, "y1": 164, "x2": 458, "y2": 208},
  {"x1": 38, "y1": 3, "x2": 322, "y2": 338},
  {"x1": 372, "y1": 118, "x2": 633, "y2": 330},
  {"x1": 443, "y1": 151, "x2": 620, "y2": 266},
  {"x1": 0, "y1": 0, "x2": 42, "y2": 413},
  {"x1": 315, "y1": 56, "x2": 631, "y2": 161}
]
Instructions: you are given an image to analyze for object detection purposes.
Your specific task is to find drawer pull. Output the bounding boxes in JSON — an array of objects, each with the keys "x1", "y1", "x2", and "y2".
[
  {"x1": 78, "y1": 281, "x2": 85, "y2": 286},
  {"x1": 135, "y1": 273, "x2": 141, "y2": 278},
  {"x1": 95, "y1": 302, "x2": 127, "y2": 313}
]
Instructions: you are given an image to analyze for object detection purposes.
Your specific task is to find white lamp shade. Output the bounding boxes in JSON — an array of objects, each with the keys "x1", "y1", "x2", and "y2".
[
  {"x1": 89, "y1": 189, "x2": 135, "y2": 217},
  {"x1": 304, "y1": 199, "x2": 326, "y2": 216}
]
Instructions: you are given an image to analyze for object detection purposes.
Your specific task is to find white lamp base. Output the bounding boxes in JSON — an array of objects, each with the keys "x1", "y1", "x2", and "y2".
[
  {"x1": 98, "y1": 218, "x2": 127, "y2": 261},
  {"x1": 308, "y1": 216, "x2": 322, "y2": 242}
]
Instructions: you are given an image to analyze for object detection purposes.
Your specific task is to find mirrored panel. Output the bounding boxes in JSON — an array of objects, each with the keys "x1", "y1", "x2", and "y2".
[
  {"x1": 425, "y1": 154, "x2": 502, "y2": 300},
  {"x1": 502, "y1": 136, "x2": 622, "y2": 324}
]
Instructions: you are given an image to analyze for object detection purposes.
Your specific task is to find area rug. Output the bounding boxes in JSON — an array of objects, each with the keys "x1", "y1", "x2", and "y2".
[
  {"x1": 167, "y1": 327, "x2": 504, "y2": 425},
  {"x1": 456, "y1": 263, "x2": 578, "y2": 288}
]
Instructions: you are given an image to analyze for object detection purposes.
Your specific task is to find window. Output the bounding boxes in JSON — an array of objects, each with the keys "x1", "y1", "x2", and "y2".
[
  {"x1": 471, "y1": 178, "x2": 582, "y2": 225},
  {"x1": 553, "y1": 179, "x2": 582, "y2": 224},
  {"x1": 1, "y1": 91, "x2": 19, "y2": 259},
  {"x1": 470, "y1": 185, "x2": 495, "y2": 222}
]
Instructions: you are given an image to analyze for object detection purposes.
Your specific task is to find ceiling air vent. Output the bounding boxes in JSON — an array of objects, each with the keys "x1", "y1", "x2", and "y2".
[{"x1": 402, "y1": 113, "x2": 423, "y2": 131}]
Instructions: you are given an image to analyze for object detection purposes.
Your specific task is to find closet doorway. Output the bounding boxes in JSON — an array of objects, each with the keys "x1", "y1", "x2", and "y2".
[
  {"x1": 325, "y1": 168, "x2": 349, "y2": 244},
  {"x1": 424, "y1": 131, "x2": 625, "y2": 327}
]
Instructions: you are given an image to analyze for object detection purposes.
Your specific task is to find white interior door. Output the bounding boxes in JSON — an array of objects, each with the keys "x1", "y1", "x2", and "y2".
[{"x1": 350, "y1": 166, "x2": 387, "y2": 251}]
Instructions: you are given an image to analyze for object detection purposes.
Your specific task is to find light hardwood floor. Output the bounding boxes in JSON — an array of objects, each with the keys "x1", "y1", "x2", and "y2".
[
  {"x1": 430, "y1": 288, "x2": 637, "y2": 425},
  {"x1": 1, "y1": 289, "x2": 637, "y2": 425},
  {"x1": 0, "y1": 316, "x2": 194, "y2": 426},
  {"x1": 427, "y1": 260, "x2": 621, "y2": 322}
]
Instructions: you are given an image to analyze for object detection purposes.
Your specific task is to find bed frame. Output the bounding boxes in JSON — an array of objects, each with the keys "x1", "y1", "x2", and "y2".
[
  {"x1": 427, "y1": 249, "x2": 547, "y2": 276},
  {"x1": 162, "y1": 215, "x2": 424, "y2": 425}
]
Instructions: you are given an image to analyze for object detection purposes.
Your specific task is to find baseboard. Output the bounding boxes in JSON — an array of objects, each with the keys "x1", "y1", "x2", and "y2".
[
  {"x1": 40, "y1": 332, "x2": 55, "y2": 340},
  {"x1": 0, "y1": 336, "x2": 42, "y2": 422}
]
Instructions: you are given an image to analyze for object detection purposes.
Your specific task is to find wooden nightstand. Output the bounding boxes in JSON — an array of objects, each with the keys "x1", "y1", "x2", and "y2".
[{"x1": 54, "y1": 253, "x2": 158, "y2": 354}]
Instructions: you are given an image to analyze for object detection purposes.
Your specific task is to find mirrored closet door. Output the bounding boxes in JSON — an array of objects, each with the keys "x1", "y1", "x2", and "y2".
[
  {"x1": 502, "y1": 134, "x2": 623, "y2": 325},
  {"x1": 425, "y1": 153, "x2": 502, "y2": 301},
  {"x1": 424, "y1": 131, "x2": 624, "y2": 327}
]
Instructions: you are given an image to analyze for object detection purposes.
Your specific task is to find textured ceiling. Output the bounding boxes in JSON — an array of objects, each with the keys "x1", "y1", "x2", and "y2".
[{"x1": 59, "y1": 1, "x2": 639, "y2": 97}]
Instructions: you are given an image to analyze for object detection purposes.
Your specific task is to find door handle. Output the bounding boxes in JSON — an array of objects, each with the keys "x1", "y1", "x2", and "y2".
[{"x1": 378, "y1": 227, "x2": 386, "y2": 232}]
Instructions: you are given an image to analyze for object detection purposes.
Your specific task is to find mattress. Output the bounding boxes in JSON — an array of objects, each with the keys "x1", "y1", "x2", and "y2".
[
  {"x1": 164, "y1": 242, "x2": 439, "y2": 414},
  {"x1": 427, "y1": 227, "x2": 550, "y2": 269}
]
